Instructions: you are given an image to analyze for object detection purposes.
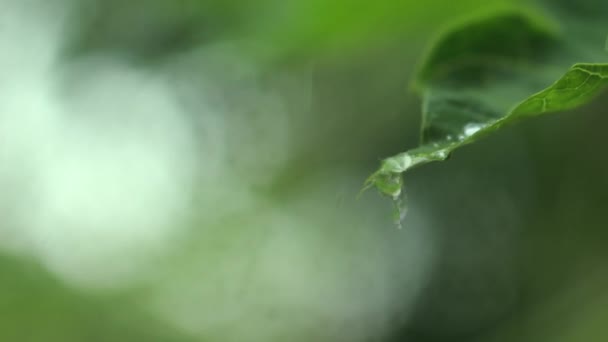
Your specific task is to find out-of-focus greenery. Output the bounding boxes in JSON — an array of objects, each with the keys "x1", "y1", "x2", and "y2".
[
  {"x1": 0, "y1": 253, "x2": 196, "y2": 341},
  {"x1": 1, "y1": 0, "x2": 608, "y2": 341}
]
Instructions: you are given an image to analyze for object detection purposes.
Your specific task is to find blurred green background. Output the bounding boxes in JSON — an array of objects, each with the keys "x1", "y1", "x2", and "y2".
[{"x1": 0, "y1": 0, "x2": 607, "y2": 341}]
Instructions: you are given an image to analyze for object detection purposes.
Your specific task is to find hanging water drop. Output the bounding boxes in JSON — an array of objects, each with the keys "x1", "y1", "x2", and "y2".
[{"x1": 392, "y1": 189, "x2": 408, "y2": 229}]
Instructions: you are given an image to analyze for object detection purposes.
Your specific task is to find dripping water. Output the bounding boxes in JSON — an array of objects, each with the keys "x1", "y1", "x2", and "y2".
[{"x1": 392, "y1": 189, "x2": 408, "y2": 229}]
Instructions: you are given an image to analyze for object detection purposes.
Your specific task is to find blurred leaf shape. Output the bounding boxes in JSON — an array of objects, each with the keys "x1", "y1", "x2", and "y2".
[
  {"x1": 366, "y1": 2, "x2": 608, "y2": 199},
  {"x1": 65, "y1": 0, "x2": 521, "y2": 61}
]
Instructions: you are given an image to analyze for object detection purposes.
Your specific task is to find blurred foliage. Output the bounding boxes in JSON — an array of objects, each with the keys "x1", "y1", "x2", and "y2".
[
  {"x1": 0, "y1": 253, "x2": 194, "y2": 341},
  {"x1": 63, "y1": 0, "x2": 522, "y2": 62},
  {"x1": 2, "y1": 0, "x2": 608, "y2": 341}
]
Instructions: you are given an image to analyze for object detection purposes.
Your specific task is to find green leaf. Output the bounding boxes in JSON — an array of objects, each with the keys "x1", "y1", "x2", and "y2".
[{"x1": 366, "y1": 3, "x2": 608, "y2": 199}]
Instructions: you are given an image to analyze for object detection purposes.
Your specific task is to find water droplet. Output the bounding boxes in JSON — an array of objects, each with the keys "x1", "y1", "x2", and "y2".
[
  {"x1": 392, "y1": 190, "x2": 408, "y2": 229},
  {"x1": 383, "y1": 154, "x2": 412, "y2": 173},
  {"x1": 432, "y1": 149, "x2": 448, "y2": 159},
  {"x1": 463, "y1": 122, "x2": 485, "y2": 137},
  {"x1": 391, "y1": 188, "x2": 401, "y2": 201}
]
